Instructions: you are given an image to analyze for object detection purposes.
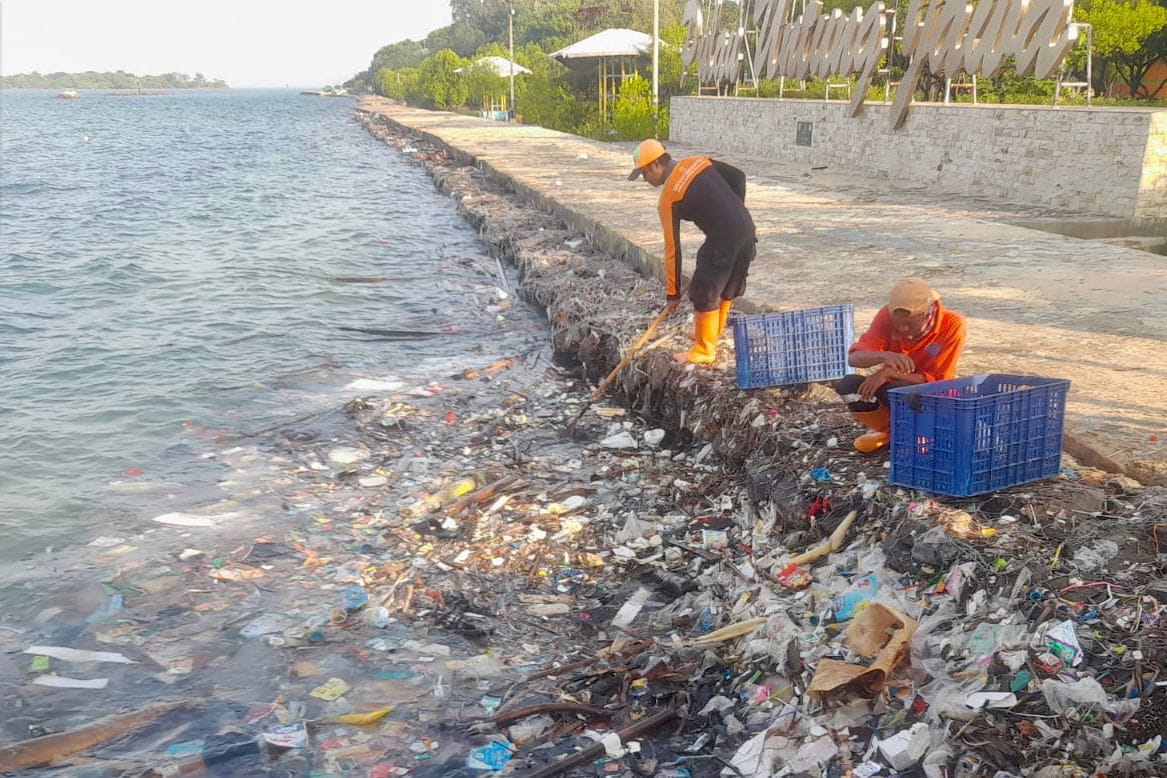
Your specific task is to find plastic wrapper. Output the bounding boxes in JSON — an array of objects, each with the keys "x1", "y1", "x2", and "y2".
[{"x1": 1040, "y1": 677, "x2": 1114, "y2": 714}]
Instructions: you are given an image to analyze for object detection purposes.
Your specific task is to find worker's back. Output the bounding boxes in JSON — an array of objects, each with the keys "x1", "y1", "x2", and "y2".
[{"x1": 661, "y1": 157, "x2": 755, "y2": 242}]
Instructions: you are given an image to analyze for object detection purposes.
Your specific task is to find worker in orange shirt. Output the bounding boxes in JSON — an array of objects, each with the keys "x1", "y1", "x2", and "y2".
[
  {"x1": 837, "y1": 278, "x2": 967, "y2": 453},
  {"x1": 628, "y1": 139, "x2": 756, "y2": 364}
]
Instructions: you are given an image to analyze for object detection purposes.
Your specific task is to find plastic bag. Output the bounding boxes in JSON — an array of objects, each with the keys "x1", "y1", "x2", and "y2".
[
  {"x1": 1040, "y1": 677, "x2": 1114, "y2": 714},
  {"x1": 1072, "y1": 540, "x2": 1119, "y2": 572},
  {"x1": 909, "y1": 602, "x2": 958, "y2": 684}
]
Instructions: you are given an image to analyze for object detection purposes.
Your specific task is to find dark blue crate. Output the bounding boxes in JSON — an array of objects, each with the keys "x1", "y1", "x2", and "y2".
[
  {"x1": 731, "y1": 305, "x2": 856, "y2": 389},
  {"x1": 889, "y1": 374, "x2": 1071, "y2": 497}
]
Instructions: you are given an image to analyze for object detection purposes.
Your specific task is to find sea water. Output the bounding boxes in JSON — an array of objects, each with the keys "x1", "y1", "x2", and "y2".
[{"x1": 0, "y1": 89, "x2": 536, "y2": 559}]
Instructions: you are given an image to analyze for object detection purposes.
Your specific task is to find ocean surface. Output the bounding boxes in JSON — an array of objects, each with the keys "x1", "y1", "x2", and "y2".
[{"x1": 0, "y1": 89, "x2": 533, "y2": 560}]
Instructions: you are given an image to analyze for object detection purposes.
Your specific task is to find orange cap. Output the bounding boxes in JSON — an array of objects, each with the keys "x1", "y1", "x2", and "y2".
[
  {"x1": 628, "y1": 139, "x2": 666, "y2": 180},
  {"x1": 889, "y1": 278, "x2": 939, "y2": 315}
]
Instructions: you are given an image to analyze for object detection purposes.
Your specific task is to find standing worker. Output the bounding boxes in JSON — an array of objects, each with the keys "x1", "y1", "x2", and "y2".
[
  {"x1": 837, "y1": 278, "x2": 967, "y2": 453},
  {"x1": 628, "y1": 139, "x2": 757, "y2": 364}
]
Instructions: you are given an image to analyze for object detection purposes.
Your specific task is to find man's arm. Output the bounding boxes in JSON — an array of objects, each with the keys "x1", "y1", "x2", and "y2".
[
  {"x1": 660, "y1": 201, "x2": 684, "y2": 300},
  {"x1": 856, "y1": 367, "x2": 927, "y2": 400},
  {"x1": 850, "y1": 349, "x2": 915, "y2": 374},
  {"x1": 711, "y1": 160, "x2": 747, "y2": 202}
]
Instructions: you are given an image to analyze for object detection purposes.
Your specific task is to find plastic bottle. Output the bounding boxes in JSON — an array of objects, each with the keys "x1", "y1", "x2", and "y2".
[{"x1": 698, "y1": 607, "x2": 715, "y2": 634}]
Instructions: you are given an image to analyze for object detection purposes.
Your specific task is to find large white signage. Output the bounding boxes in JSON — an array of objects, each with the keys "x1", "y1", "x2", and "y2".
[{"x1": 682, "y1": 0, "x2": 1077, "y2": 127}]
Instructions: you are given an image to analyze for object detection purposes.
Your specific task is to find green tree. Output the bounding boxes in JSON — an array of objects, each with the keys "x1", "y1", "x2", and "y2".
[
  {"x1": 463, "y1": 58, "x2": 510, "y2": 109},
  {"x1": 611, "y1": 73, "x2": 657, "y2": 139},
  {"x1": 451, "y1": 0, "x2": 510, "y2": 44},
  {"x1": 344, "y1": 71, "x2": 371, "y2": 93},
  {"x1": 416, "y1": 49, "x2": 470, "y2": 108},
  {"x1": 346, "y1": 1, "x2": 731, "y2": 135},
  {"x1": 657, "y1": 22, "x2": 695, "y2": 99},
  {"x1": 507, "y1": 42, "x2": 592, "y2": 131},
  {"x1": 378, "y1": 67, "x2": 420, "y2": 102},
  {"x1": 515, "y1": 2, "x2": 575, "y2": 48},
  {"x1": 426, "y1": 22, "x2": 488, "y2": 57},
  {"x1": 369, "y1": 39, "x2": 428, "y2": 81},
  {"x1": 1077, "y1": 0, "x2": 1167, "y2": 94}
]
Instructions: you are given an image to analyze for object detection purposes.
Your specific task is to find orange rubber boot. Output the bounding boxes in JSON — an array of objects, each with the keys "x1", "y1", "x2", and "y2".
[
  {"x1": 674, "y1": 310, "x2": 719, "y2": 364},
  {"x1": 717, "y1": 299, "x2": 733, "y2": 339},
  {"x1": 851, "y1": 406, "x2": 891, "y2": 453}
]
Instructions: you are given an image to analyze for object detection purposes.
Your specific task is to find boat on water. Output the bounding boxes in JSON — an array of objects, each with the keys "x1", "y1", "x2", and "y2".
[
  {"x1": 57, "y1": 90, "x2": 80, "y2": 99},
  {"x1": 300, "y1": 86, "x2": 350, "y2": 97}
]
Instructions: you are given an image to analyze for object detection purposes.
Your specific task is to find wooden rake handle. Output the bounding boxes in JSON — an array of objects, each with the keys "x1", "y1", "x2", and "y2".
[
  {"x1": 588, "y1": 302, "x2": 672, "y2": 403},
  {"x1": 567, "y1": 289, "x2": 686, "y2": 434}
]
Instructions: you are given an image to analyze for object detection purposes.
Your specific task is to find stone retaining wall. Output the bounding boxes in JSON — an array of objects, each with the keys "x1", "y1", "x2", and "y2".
[
  {"x1": 671, "y1": 97, "x2": 1166, "y2": 228},
  {"x1": 1138, "y1": 112, "x2": 1167, "y2": 223}
]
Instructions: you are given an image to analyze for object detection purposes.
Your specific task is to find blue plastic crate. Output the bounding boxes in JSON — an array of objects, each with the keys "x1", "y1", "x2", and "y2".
[
  {"x1": 731, "y1": 305, "x2": 856, "y2": 389},
  {"x1": 889, "y1": 374, "x2": 1071, "y2": 497}
]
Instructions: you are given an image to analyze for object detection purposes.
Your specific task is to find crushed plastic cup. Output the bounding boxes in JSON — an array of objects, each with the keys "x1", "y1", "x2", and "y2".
[{"x1": 343, "y1": 585, "x2": 369, "y2": 611}]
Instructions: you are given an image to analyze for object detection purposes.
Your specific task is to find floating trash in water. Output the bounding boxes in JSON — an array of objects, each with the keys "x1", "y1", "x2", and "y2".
[
  {"x1": 151, "y1": 512, "x2": 224, "y2": 527},
  {"x1": 23, "y1": 645, "x2": 135, "y2": 664},
  {"x1": 33, "y1": 675, "x2": 109, "y2": 689}
]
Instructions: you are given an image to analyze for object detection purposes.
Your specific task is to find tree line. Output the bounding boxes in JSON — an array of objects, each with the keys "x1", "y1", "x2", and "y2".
[
  {"x1": 345, "y1": 0, "x2": 692, "y2": 140},
  {"x1": 1, "y1": 71, "x2": 229, "y2": 90},
  {"x1": 346, "y1": 0, "x2": 1167, "y2": 142}
]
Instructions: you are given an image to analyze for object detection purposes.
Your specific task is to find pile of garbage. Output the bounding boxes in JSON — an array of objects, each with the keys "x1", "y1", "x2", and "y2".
[
  {"x1": 1, "y1": 107, "x2": 1165, "y2": 777},
  {"x1": 9, "y1": 332, "x2": 1163, "y2": 776}
]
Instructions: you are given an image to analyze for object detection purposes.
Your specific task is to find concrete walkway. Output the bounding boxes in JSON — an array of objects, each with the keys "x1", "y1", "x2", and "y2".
[{"x1": 361, "y1": 97, "x2": 1167, "y2": 485}]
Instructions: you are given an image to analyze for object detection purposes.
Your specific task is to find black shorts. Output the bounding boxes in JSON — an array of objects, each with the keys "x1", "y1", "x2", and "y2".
[{"x1": 690, "y1": 234, "x2": 756, "y2": 311}]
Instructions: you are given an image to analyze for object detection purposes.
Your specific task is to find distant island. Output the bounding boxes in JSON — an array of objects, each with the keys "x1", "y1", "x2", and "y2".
[{"x1": 0, "y1": 71, "x2": 228, "y2": 90}]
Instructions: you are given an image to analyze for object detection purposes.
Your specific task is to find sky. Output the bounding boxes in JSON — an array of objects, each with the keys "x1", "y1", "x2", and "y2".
[{"x1": 0, "y1": 0, "x2": 453, "y2": 87}]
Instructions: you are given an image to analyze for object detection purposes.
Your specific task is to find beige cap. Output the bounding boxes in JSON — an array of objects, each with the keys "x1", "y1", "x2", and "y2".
[{"x1": 889, "y1": 278, "x2": 939, "y2": 315}]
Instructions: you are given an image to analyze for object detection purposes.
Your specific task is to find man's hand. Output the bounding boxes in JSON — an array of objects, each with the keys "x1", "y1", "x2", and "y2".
[
  {"x1": 858, "y1": 371, "x2": 890, "y2": 401},
  {"x1": 664, "y1": 298, "x2": 681, "y2": 314},
  {"x1": 880, "y1": 352, "x2": 915, "y2": 374}
]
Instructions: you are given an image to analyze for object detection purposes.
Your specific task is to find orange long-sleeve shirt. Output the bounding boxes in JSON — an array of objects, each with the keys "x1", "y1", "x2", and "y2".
[{"x1": 851, "y1": 302, "x2": 967, "y2": 382}]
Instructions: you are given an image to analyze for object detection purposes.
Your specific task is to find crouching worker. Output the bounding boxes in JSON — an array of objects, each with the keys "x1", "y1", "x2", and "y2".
[
  {"x1": 838, "y1": 278, "x2": 967, "y2": 453},
  {"x1": 628, "y1": 139, "x2": 757, "y2": 364}
]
